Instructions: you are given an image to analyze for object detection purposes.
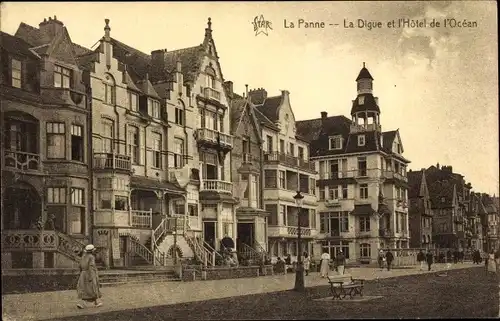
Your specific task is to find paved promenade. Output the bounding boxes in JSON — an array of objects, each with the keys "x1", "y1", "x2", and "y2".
[{"x1": 2, "y1": 263, "x2": 476, "y2": 321}]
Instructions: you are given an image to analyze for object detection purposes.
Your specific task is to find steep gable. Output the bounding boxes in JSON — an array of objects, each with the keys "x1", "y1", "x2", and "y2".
[
  {"x1": 45, "y1": 28, "x2": 78, "y2": 66},
  {"x1": 232, "y1": 99, "x2": 262, "y2": 143}
]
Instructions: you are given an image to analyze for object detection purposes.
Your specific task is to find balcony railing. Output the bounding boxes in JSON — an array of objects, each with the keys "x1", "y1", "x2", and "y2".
[
  {"x1": 268, "y1": 225, "x2": 313, "y2": 237},
  {"x1": 264, "y1": 152, "x2": 315, "y2": 172},
  {"x1": 93, "y1": 153, "x2": 131, "y2": 171},
  {"x1": 201, "y1": 179, "x2": 233, "y2": 193},
  {"x1": 203, "y1": 87, "x2": 221, "y2": 101},
  {"x1": 318, "y1": 169, "x2": 408, "y2": 182},
  {"x1": 4, "y1": 150, "x2": 41, "y2": 171},
  {"x1": 382, "y1": 170, "x2": 408, "y2": 182},
  {"x1": 2, "y1": 230, "x2": 58, "y2": 250},
  {"x1": 196, "y1": 128, "x2": 233, "y2": 148},
  {"x1": 131, "y1": 209, "x2": 152, "y2": 229}
]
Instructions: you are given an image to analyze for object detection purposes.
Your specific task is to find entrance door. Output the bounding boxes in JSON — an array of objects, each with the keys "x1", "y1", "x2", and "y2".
[
  {"x1": 237, "y1": 222, "x2": 254, "y2": 249},
  {"x1": 203, "y1": 221, "x2": 216, "y2": 250}
]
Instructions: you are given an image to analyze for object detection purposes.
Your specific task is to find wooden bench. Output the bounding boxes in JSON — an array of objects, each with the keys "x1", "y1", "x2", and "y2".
[{"x1": 327, "y1": 275, "x2": 365, "y2": 300}]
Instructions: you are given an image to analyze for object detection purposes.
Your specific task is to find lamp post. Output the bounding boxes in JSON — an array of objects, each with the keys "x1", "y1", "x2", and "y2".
[{"x1": 293, "y1": 191, "x2": 305, "y2": 292}]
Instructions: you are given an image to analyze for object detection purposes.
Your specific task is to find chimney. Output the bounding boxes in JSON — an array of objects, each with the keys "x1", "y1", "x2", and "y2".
[
  {"x1": 151, "y1": 49, "x2": 167, "y2": 78},
  {"x1": 248, "y1": 87, "x2": 267, "y2": 104},
  {"x1": 176, "y1": 59, "x2": 182, "y2": 72},
  {"x1": 224, "y1": 81, "x2": 233, "y2": 94},
  {"x1": 436, "y1": 162, "x2": 440, "y2": 169},
  {"x1": 374, "y1": 97, "x2": 379, "y2": 105},
  {"x1": 38, "y1": 16, "x2": 64, "y2": 39},
  {"x1": 442, "y1": 166, "x2": 453, "y2": 173},
  {"x1": 321, "y1": 111, "x2": 328, "y2": 119},
  {"x1": 104, "y1": 19, "x2": 111, "y2": 41}
]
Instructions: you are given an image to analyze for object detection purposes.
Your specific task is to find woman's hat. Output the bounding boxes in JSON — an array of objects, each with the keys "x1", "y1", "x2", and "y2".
[{"x1": 85, "y1": 244, "x2": 95, "y2": 252}]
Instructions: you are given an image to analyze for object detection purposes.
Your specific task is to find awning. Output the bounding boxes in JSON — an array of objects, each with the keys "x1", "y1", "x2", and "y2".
[
  {"x1": 130, "y1": 176, "x2": 184, "y2": 194},
  {"x1": 351, "y1": 204, "x2": 377, "y2": 216}
]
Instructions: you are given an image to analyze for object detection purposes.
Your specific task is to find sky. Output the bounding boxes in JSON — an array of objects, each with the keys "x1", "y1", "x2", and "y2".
[{"x1": 1, "y1": 1, "x2": 498, "y2": 195}]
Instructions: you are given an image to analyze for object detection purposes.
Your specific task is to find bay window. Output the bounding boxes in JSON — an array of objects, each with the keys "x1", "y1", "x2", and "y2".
[
  {"x1": 46, "y1": 122, "x2": 66, "y2": 159},
  {"x1": 54, "y1": 65, "x2": 72, "y2": 88}
]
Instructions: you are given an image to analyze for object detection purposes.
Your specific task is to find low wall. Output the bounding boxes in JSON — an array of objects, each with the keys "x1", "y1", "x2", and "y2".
[{"x1": 181, "y1": 265, "x2": 274, "y2": 282}]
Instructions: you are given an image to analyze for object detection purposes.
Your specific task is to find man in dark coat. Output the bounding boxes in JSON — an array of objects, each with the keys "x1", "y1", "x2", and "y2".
[
  {"x1": 385, "y1": 250, "x2": 394, "y2": 271},
  {"x1": 426, "y1": 249, "x2": 434, "y2": 271},
  {"x1": 417, "y1": 250, "x2": 426, "y2": 271}
]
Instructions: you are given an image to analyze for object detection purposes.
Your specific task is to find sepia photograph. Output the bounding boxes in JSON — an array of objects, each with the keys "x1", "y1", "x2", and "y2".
[{"x1": 1, "y1": 1, "x2": 499, "y2": 320}]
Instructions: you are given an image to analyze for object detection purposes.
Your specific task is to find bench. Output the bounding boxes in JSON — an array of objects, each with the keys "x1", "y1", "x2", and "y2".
[{"x1": 327, "y1": 275, "x2": 365, "y2": 300}]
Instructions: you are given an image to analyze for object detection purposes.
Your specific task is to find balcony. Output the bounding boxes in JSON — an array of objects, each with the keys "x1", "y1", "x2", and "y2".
[
  {"x1": 263, "y1": 152, "x2": 316, "y2": 172},
  {"x1": 325, "y1": 199, "x2": 342, "y2": 207},
  {"x1": 2, "y1": 230, "x2": 58, "y2": 250},
  {"x1": 382, "y1": 170, "x2": 408, "y2": 183},
  {"x1": 196, "y1": 128, "x2": 233, "y2": 150},
  {"x1": 268, "y1": 225, "x2": 313, "y2": 237},
  {"x1": 203, "y1": 87, "x2": 221, "y2": 101},
  {"x1": 201, "y1": 179, "x2": 233, "y2": 194},
  {"x1": 4, "y1": 150, "x2": 41, "y2": 171},
  {"x1": 131, "y1": 209, "x2": 152, "y2": 229},
  {"x1": 93, "y1": 153, "x2": 131, "y2": 172},
  {"x1": 41, "y1": 87, "x2": 86, "y2": 109},
  {"x1": 379, "y1": 228, "x2": 393, "y2": 237}
]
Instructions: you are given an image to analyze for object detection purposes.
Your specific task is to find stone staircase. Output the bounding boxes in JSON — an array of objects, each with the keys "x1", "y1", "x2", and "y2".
[
  {"x1": 238, "y1": 242, "x2": 267, "y2": 265},
  {"x1": 98, "y1": 269, "x2": 180, "y2": 287}
]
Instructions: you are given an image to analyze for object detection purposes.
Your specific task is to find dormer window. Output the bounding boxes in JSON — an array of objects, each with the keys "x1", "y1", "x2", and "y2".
[
  {"x1": 54, "y1": 65, "x2": 72, "y2": 88},
  {"x1": 358, "y1": 96, "x2": 365, "y2": 105},
  {"x1": 11, "y1": 58, "x2": 22, "y2": 88},
  {"x1": 358, "y1": 135, "x2": 366, "y2": 146},
  {"x1": 329, "y1": 135, "x2": 342, "y2": 150},
  {"x1": 128, "y1": 92, "x2": 138, "y2": 111},
  {"x1": 149, "y1": 99, "x2": 160, "y2": 119}
]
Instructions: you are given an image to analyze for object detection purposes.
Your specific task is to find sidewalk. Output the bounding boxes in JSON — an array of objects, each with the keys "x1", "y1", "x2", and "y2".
[{"x1": 2, "y1": 263, "x2": 476, "y2": 321}]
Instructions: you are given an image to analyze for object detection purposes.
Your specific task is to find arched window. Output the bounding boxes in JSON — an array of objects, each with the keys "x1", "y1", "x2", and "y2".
[
  {"x1": 205, "y1": 66, "x2": 216, "y2": 89},
  {"x1": 103, "y1": 74, "x2": 116, "y2": 105}
]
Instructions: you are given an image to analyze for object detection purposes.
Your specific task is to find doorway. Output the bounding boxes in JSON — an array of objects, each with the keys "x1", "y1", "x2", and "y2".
[
  {"x1": 203, "y1": 221, "x2": 216, "y2": 250},
  {"x1": 237, "y1": 222, "x2": 254, "y2": 249}
]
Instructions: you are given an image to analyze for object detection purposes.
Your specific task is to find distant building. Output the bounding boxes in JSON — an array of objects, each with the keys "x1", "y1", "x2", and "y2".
[
  {"x1": 297, "y1": 64, "x2": 411, "y2": 264},
  {"x1": 480, "y1": 193, "x2": 499, "y2": 252},
  {"x1": 407, "y1": 169, "x2": 434, "y2": 248}
]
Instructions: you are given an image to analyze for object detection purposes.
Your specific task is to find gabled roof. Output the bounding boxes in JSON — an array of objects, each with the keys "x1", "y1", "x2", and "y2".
[
  {"x1": 296, "y1": 115, "x2": 352, "y2": 142},
  {"x1": 230, "y1": 98, "x2": 248, "y2": 134},
  {"x1": 158, "y1": 45, "x2": 205, "y2": 84},
  {"x1": 253, "y1": 105, "x2": 279, "y2": 131},
  {"x1": 136, "y1": 77, "x2": 160, "y2": 99},
  {"x1": 381, "y1": 130, "x2": 397, "y2": 153},
  {"x1": 0, "y1": 31, "x2": 40, "y2": 59},
  {"x1": 356, "y1": 66, "x2": 373, "y2": 81},
  {"x1": 254, "y1": 96, "x2": 282, "y2": 123},
  {"x1": 407, "y1": 169, "x2": 424, "y2": 199}
]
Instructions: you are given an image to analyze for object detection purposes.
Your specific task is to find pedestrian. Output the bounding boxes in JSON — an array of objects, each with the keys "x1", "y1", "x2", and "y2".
[
  {"x1": 425, "y1": 249, "x2": 434, "y2": 271},
  {"x1": 377, "y1": 250, "x2": 386, "y2": 271},
  {"x1": 76, "y1": 244, "x2": 102, "y2": 309},
  {"x1": 385, "y1": 250, "x2": 394, "y2": 271},
  {"x1": 335, "y1": 251, "x2": 346, "y2": 275},
  {"x1": 275, "y1": 257, "x2": 286, "y2": 275},
  {"x1": 320, "y1": 250, "x2": 331, "y2": 278},
  {"x1": 303, "y1": 252, "x2": 311, "y2": 276},
  {"x1": 417, "y1": 249, "x2": 425, "y2": 271},
  {"x1": 453, "y1": 249, "x2": 459, "y2": 264},
  {"x1": 487, "y1": 250, "x2": 496, "y2": 274}
]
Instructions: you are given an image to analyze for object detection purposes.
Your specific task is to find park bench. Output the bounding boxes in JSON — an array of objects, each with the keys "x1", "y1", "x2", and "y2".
[{"x1": 327, "y1": 275, "x2": 365, "y2": 300}]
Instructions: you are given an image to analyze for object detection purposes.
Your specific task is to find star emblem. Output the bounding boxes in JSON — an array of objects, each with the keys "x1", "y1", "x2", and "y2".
[{"x1": 253, "y1": 15, "x2": 273, "y2": 36}]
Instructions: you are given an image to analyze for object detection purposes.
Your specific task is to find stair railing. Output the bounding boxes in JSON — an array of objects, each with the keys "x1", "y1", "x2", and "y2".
[
  {"x1": 127, "y1": 235, "x2": 154, "y2": 264},
  {"x1": 56, "y1": 231, "x2": 87, "y2": 262}
]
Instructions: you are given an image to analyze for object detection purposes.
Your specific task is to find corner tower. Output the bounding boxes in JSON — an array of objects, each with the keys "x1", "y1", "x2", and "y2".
[{"x1": 350, "y1": 63, "x2": 381, "y2": 133}]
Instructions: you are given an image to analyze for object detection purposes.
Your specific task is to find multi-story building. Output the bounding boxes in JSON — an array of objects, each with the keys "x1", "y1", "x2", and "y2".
[
  {"x1": 480, "y1": 193, "x2": 499, "y2": 252},
  {"x1": 296, "y1": 64, "x2": 411, "y2": 264},
  {"x1": 1, "y1": 17, "x2": 92, "y2": 269},
  {"x1": 226, "y1": 84, "x2": 268, "y2": 256},
  {"x1": 407, "y1": 169, "x2": 434, "y2": 248},
  {"x1": 245, "y1": 88, "x2": 318, "y2": 262},
  {"x1": 468, "y1": 192, "x2": 484, "y2": 251}
]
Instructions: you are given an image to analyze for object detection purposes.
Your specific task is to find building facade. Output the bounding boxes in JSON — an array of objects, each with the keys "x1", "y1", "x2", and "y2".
[
  {"x1": 1, "y1": 17, "x2": 92, "y2": 269},
  {"x1": 407, "y1": 169, "x2": 434, "y2": 248},
  {"x1": 296, "y1": 64, "x2": 411, "y2": 264}
]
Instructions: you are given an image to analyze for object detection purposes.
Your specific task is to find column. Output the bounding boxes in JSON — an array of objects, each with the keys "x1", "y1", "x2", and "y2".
[
  {"x1": 247, "y1": 173, "x2": 253, "y2": 207},
  {"x1": 216, "y1": 203, "x2": 222, "y2": 251},
  {"x1": 232, "y1": 204, "x2": 237, "y2": 250}
]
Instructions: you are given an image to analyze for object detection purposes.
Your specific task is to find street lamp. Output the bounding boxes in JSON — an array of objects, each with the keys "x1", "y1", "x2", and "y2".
[{"x1": 293, "y1": 191, "x2": 305, "y2": 292}]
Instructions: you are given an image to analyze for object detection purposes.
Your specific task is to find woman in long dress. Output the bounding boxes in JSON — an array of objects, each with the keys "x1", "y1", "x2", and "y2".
[
  {"x1": 77, "y1": 244, "x2": 102, "y2": 309},
  {"x1": 303, "y1": 252, "x2": 311, "y2": 276},
  {"x1": 320, "y1": 251, "x2": 330, "y2": 278}
]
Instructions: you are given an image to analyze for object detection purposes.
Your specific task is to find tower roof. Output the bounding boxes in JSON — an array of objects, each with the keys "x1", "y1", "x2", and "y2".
[
  {"x1": 356, "y1": 62, "x2": 374, "y2": 81},
  {"x1": 350, "y1": 94, "x2": 380, "y2": 115}
]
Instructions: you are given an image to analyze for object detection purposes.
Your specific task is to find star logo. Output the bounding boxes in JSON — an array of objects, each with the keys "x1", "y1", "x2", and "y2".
[{"x1": 252, "y1": 15, "x2": 273, "y2": 36}]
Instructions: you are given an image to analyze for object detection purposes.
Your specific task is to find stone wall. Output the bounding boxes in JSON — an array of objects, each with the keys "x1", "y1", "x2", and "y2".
[{"x1": 181, "y1": 265, "x2": 274, "y2": 282}]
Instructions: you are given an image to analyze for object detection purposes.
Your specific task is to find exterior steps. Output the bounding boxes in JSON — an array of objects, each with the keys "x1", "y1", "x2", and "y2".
[{"x1": 99, "y1": 270, "x2": 180, "y2": 287}]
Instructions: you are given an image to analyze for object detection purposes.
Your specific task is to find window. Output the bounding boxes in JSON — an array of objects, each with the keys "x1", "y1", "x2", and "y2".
[
  {"x1": 360, "y1": 243, "x2": 371, "y2": 258},
  {"x1": 266, "y1": 135, "x2": 273, "y2": 153},
  {"x1": 101, "y1": 120, "x2": 114, "y2": 153},
  {"x1": 71, "y1": 188, "x2": 84, "y2": 205},
  {"x1": 97, "y1": 178, "x2": 112, "y2": 189},
  {"x1": 173, "y1": 138, "x2": 184, "y2": 168},
  {"x1": 321, "y1": 240, "x2": 350, "y2": 259},
  {"x1": 173, "y1": 200, "x2": 185, "y2": 215},
  {"x1": 298, "y1": 146, "x2": 304, "y2": 160},
  {"x1": 329, "y1": 186, "x2": 339, "y2": 200},
  {"x1": 202, "y1": 152, "x2": 218, "y2": 179},
  {"x1": 219, "y1": 115, "x2": 224, "y2": 132},
  {"x1": 71, "y1": 125, "x2": 83, "y2": 162},
  {"x1": 47, "y1": 187, "x2": 66, "y2": 204},
  {"x1": 129, "y1": 92, "x2": 138, "y2": 111},
  {"x1": 357, "y1": 157, "x2": 367, "y2": 176},
  {"x1": 358, "y1": 135, "x2": 365, "y2": 146},
  {"x1": 320, "y1": 211, "x2": 349, "y2": 235},
  {"x1": 319, "y1": 187, "x2": 325, "y2": 201},
  {"x1": 280, "y1": 205, "x2": 286, "y2": 226},
  {"x1": 175, "y1": 107, "x2": 184, "y2": 125},
  {"x1": 360, "y1": 216, "x2": 370, "y2": 232},
  {"x1": 264, "y1": 170, "x2": 277, "y2": 188},
  {"x1": 188, "y1": 204, "x2": 198, "y2": 216},
  {"x1": 46, "y1": 122, "x2": 66, "y2": 159},
  {"x1": 279, "y1": 139, "x2": 285, "y2": 153},
  {"x1": 150, "y1": 99, "x2": 160, "y2": 118},
  {"x1": 104, "y1": 75, "x2": 115, "y2": 105},
  {"x1": 329, "y1": 135, "x2": 342, "y2": 150},
  {"x1": 11, "y1": 59, "x2": 22, "y2": 88},
  {"x1": 128, "y1": 126, "x2": 140, "y2": 164},
  {"x1": 289, "y1": 143, "x2": 294, "y2": 156},
  {"x1": 342, "y1": 184, "x2": 348, "y2": 199},
  {"x1": 358, "y1": 96, "x2": 365, "y2": 105},
  {"x1": 242, "y1": 138, "x2": 249, "y2": 155},
  {"x1": 359, "y1": 184, "x2": 369, "y2": 199},
  {"x1": 206, "y1": 74, "x2": 216, "y2": 88},
  {"x1": 266, "y1": 205, "x2": 278, "y2": 226},
  {"x1": 54, "y1": 65, "x2": 71, "y2": 88},
  {"x1": 278, "y1": 170, "x2": 285, "y2": 189},
  {"x1": 115, "y1": 196, "x2": 128, "y2": 211},
  {"x1": 309, "y1": 178, "x2": 316, "y2": 195},
  {"x1": 151, "y1": 132, "x2": 162, "y2": 169}
]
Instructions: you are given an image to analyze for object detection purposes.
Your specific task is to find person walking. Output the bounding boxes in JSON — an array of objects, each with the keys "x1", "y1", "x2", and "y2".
[
  {"x1": 335, "y1": 251, "x2": 346, "y2": 275},
  {"x1": 385, "y1": 250, "x2": 394, "y2": 271},
  {"x1": 377, "y1": 250, "x2": 386, "y2": 271},
  {"x1": 303, "y1": 252, "x2": 311, "y2": 276},
  {"x1": 417, "y1": 250, "x2": 426, "y2": 271},
  {"x1": 76, "y1": 244, "x2": 102, "y2": 309},
  {"x1": 487, "y1": 250, "x2": 496, "y2": 274},
  {"x1": 425, "y1": 249, "x2": 434, "y2": 271},
  {"x1": 320, "y1": 250, "x2": 331, "y2": 278}
]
